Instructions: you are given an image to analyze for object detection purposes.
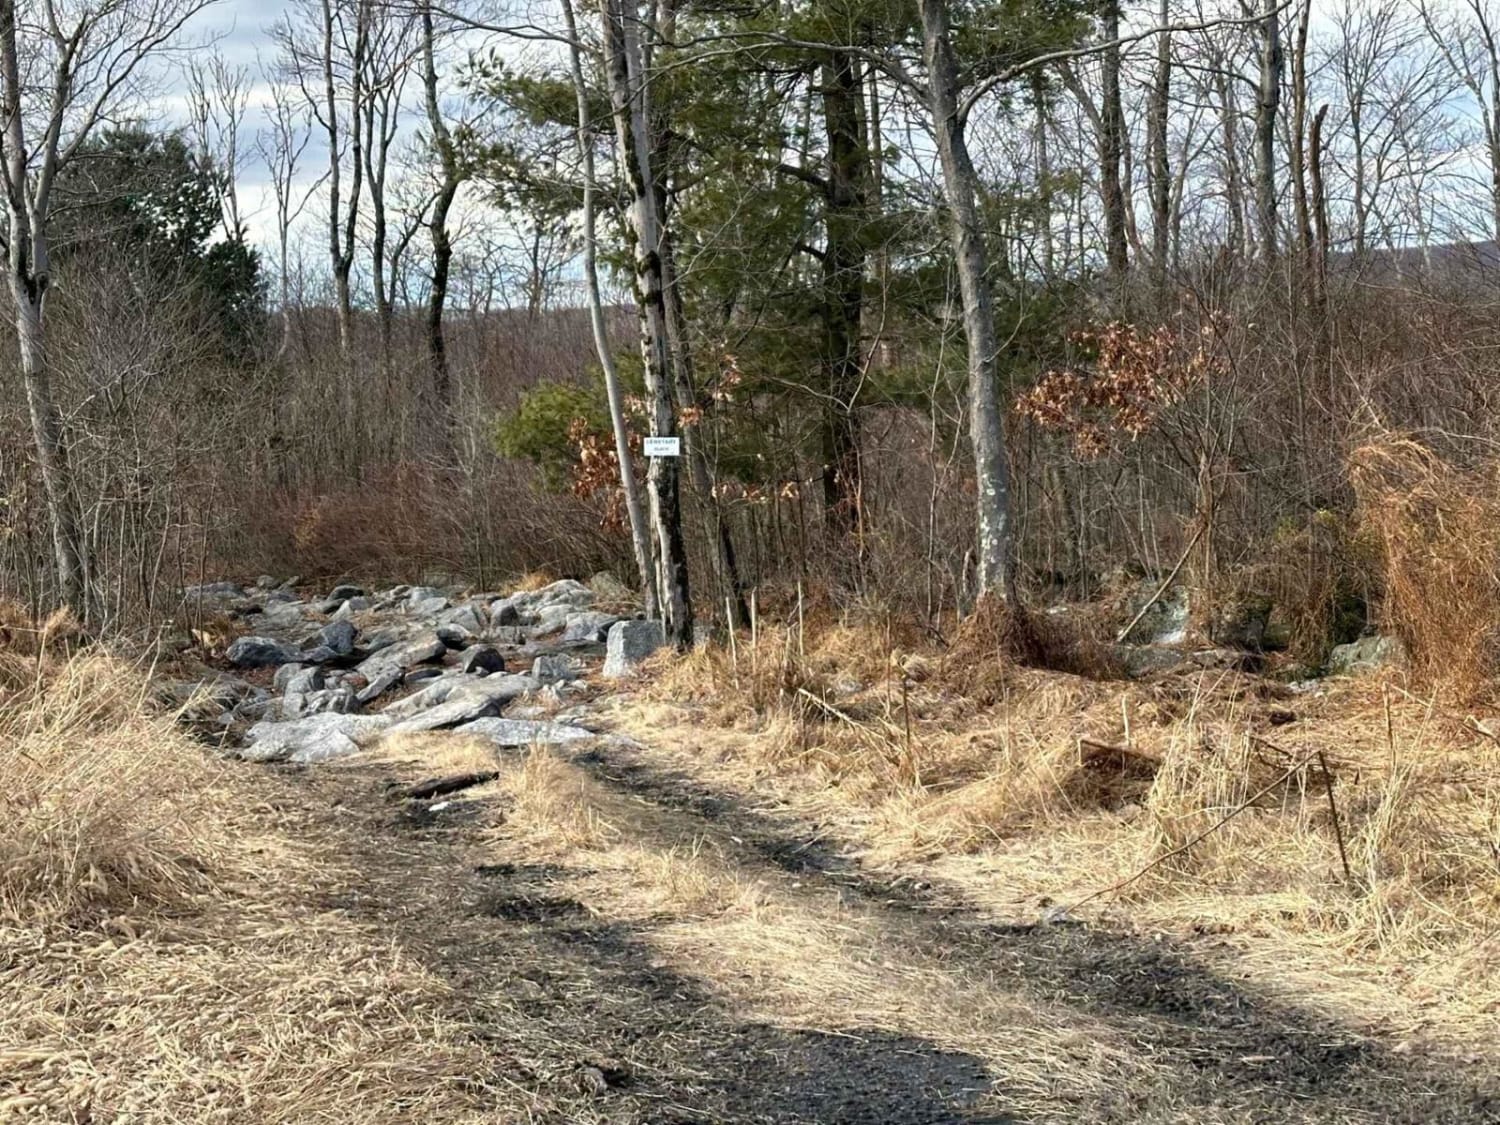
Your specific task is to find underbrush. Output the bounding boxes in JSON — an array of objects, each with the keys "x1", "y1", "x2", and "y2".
[
  {"x1": 0, "y1": 609, "x2": 218, "y2": 926},
  {"x1": 634, "y1": 564, "x2": 1500, "y2": 1040}
]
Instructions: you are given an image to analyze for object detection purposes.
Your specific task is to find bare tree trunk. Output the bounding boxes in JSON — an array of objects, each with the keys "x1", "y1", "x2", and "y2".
[
  {"x1": 1148, "y1": 0, "x2": 1171, "y2": 307},
  {"x1": 919, "y1": 0, "x2": 1018, "y2": 604},
  {"x1": 560, "y1": 0, "x2": 658, "y2": 620},
  {"x1": 0, "y1": 0, "x2": 83, "y2": 612},
  {"x1": 421, "y1": 3, "x2": 460, "y2": 448},
  {"x1": 1032, "y1": 74, "x2": 1055, "y2": 281},
  {"x1": 1100, "y1": 2, "x2": 1131, "y2": 291},
  {"x1": 1254, "y1": 0, "x2": 1282, "y2": 259},
  {"x1": 818, "y1": 50, "x2": 868, "y2": 544},
  {"x1": 1290, "y1": 0, "x2": 1314, "y2": 279},
  {"x1": 599, "y1": 0, "x2": 694, "y2": 647}
]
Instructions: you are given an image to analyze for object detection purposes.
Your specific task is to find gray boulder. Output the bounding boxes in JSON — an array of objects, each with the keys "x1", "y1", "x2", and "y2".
[
  {"x1": 454, "y1": 717, "x2": 595, "y2": 747},
  {"x1": 299, "y1": 645, "x2": 340, "y2": 666},
  {"x1": 533, "y1": 579, "x2": 594, "y2": 608},
  {"x1": 282, "y1": 685, "x2": 356, "y2": 718},
  {"x1": 273, "y1": 662, "x2": 308, "y2": 693},
  {"x1": 490, "y1": 599, "x2": 522, "y2": 626},
  {"x1": 255, "y1": 575, "x2": 280, "y2": 590},
  {"x1": 283, "y1": 665, "x2": 326, "y2": 695},
  {"x1": 440, "y1": 603, "x2": 486, "y2": 635},
  {"x1": 330, "y1": 596, "x2": 373, "y2": 620},
  {"x1": 355, "y1": 666, "x2": 403, "y2": 705},
  {"x1": 530, "y1": 603, "x2": 574, "y2": 636},
  {"x1": 1328, "y1": 635, "x2": 1406, "y2": 675},
  {"x1": 588, "y1": 572, "x2": 635, "y2": 604},
  {"x1": 436, "y1": 622, "x2": 475, "y2": 648},
  {"x1": 561, "y1": 611, "x2": 620, "y2": 644},
  {"x1": 355, "y1": 632, "x2": 445, "y2": 679},
  {"x1": 458, "y1": 644, "x2": 506, "y2": 675},
  {"x1": 384, "y1": 674, "x2": 540, "y2": 734},
  {"x1": 409, "y1": 595, "x2": 449, "y2": 618},
  {"x1": 532, "y1": 653, "x2": 582, "y2": 683},
  {"x1": 240, "y1": 713, "x2": 392, "y2": 764},
  {"x1": 227, "y1": 635, "x2": 300, "y2": 668},
  {"x1": 318, "y1": 619, "x2": 358, "y2": 657},
  {"x1": 255, "y1": 601, "x2": 306, "y2": 630},
  {"x1": 602, "y1": 619, "x2": 665, "y2": 678}
]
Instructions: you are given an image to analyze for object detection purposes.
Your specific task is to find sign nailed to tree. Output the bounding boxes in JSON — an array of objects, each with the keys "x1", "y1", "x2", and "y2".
[{"x1": 643, "y1": 437, "x2": 681, "y2": 457}]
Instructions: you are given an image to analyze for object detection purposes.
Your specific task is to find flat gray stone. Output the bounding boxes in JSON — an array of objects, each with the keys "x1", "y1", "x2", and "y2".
[
  {"x1": 409, "y1": 595, "x2": 450, "y2": 617},
  {"x1": 531, "y1": 654, "x2": 582, "y2": 683},
  {"x1": 384, "y1": 674, "x2": 540, "y2": 732},
  {"x1": 602, "y1": 619, "x2": 664, "y2": 678},
  {"x1": 227, "y1": 635, "x2": 301, "y2": 668},
  {"x1": 356, "y1": 666, "x2": 402, "y2": 705},
  {"x1": 455, "y1": 717, "x2": 596, "y2": 747},
  {"x1": 240, "y1": 713, "x2": 392, "y2": 763},
  {"x1": 355, "y1": 632, "x2": 445, "y2": 679},
  {"x1": 561, "y1": 611, "x2": 620, "y2": 643}
]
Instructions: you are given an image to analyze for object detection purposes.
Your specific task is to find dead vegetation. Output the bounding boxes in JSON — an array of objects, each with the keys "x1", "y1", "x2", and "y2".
[
  {"x1": 0, "y1": 610, "x2": 501, "y2": 1122},
  {"x1": 603, "y1": 446, "x2": 1500, "y2": 1050}
]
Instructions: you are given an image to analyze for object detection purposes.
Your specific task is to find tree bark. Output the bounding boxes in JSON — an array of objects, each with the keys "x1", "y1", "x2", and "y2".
[
  {"x1": 560, "y1": 0, "x2": 659, "y2": 621},
  {"x1": 421, "y1": 3, "x2": 460, "y2": 449},
  {"x1": 919, "y1": 0, "x2": 1018, "y2": 604},
  {"x1": 1147, "y1": 0, "x2": 1171, "y2": 307},
  {"x1": 817, "y1": 51, "x2": 868, "y2": 543},
  {"x1": 1100, "y1": 2, "x2": 1131, "y2": 291},
  {"x1": 0, "y1": 0, "x2": 84, "y2": 613},
  {"x1": 1254, "y1": 0, "x2": 1282, "y2": 259},
  {"x1": 599, "y1": 0, "x2": 694, "y2": 648}
]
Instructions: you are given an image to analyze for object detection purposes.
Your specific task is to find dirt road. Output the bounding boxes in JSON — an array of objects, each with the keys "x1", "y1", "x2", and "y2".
[{"x1": 259, "y1": 729, "x2": 1500, "y2": 1124}]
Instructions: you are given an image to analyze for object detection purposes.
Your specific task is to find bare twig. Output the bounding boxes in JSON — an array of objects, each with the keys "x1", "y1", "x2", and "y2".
[
  {"x1": 1116, "y1": 522, "x2": 1206, "y2": 643},
  {"x1": 1068, "y1": 750, "x2": 1316, "y2": 912}
]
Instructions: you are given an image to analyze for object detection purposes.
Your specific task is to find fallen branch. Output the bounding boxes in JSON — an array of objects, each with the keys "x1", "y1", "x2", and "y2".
[
  {"x1": 391, "y1": 771, "x2": 500, "y2": 801},
  {"x1": 1116, "y1": 522, "x2": 1206, "y2": 643}
]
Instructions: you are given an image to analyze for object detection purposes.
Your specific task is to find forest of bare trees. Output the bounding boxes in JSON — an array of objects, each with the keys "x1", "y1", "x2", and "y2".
[{"x1": 4, "y1": 0, "x2": 1500, "y2": 656}]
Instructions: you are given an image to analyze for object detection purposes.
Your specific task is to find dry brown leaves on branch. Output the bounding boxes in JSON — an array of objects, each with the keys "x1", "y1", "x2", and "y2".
[{"x1": 1016, "y1": 320, "x2": 1227, "y2": 458}]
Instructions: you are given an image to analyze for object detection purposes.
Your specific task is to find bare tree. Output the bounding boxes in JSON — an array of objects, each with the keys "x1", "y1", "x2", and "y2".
[
  {"x1": 559, "y1": 0, "x2": 657, "y2": 618},
  {"x1": 185, "y1": 56, "x2": 251, "y2": 240},
  {"x1": 597, "y1": 0, "x2": 694, "y2": 646},
  {"x1": 918, "y1": 0, "x2": 1018, "y2": 603},
  {"x1": 1253, "y1": 0, "x2": 1283, "y2": 258},
  {"x1": 0, "y1": 0, "x2": 216, "y2": 613},
  {"x1": 258, "y1": 77, "x2": 320, "y2": 361},
  {"x1": 419, "y1": 0, "x2": 466, "y2": 446}
]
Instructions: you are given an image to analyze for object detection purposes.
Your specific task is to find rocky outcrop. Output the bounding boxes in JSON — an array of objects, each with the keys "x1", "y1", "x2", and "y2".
[{"x1": 603, "y1": 620, "x2": 664, "y2": 678}]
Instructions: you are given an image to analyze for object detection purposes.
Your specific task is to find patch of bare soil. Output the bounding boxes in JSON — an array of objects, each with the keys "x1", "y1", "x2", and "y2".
[{"x1": 262, "y1": 734, "x2": 1499, "y2": 1124}]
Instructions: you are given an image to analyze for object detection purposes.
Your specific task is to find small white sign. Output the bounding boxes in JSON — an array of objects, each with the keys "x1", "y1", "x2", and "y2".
[{"x1": 643, "y1": 436, "x2": 681, "y2": 457}]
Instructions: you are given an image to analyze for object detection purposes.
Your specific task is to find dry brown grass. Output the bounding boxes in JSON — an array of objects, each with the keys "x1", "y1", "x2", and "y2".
[
  {"x1": 615, "y1": 586, "x2": 1500, "y2": 1050},
  {"x1": 1350, "y1": 436, "x2": 1500, "y2": 701},
  {"x1": 0, "y1": 617, "x2": 503, "y2": 1122}
]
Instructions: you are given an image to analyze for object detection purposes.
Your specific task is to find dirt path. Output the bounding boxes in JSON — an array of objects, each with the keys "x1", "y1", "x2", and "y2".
[{"x1": 259, "y1": 728, "x2": 1500, "y2": 1125}]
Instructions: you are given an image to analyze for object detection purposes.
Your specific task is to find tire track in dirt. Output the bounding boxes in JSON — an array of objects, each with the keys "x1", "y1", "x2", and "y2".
[
  {"x1": 267, "y1": 760, "x2": 1012, "y2": 1124},
  {"x1": 546, "y1": 734, "x2": 1500, "y2": 1124}
]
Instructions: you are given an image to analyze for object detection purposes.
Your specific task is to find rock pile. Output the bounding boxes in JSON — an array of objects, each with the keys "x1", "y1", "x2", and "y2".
[{"x1": 174, "y1": 575, "x2": 662, "y2": 764}]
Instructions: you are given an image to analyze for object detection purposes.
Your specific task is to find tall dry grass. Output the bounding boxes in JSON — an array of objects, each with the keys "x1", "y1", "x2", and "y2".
[
  {"x1": 0, "y1": 613, "x2": 221, "y2": 927},
  {"x1": 1350, "y1": 437, "x2": 1500, "y2": 702}
]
